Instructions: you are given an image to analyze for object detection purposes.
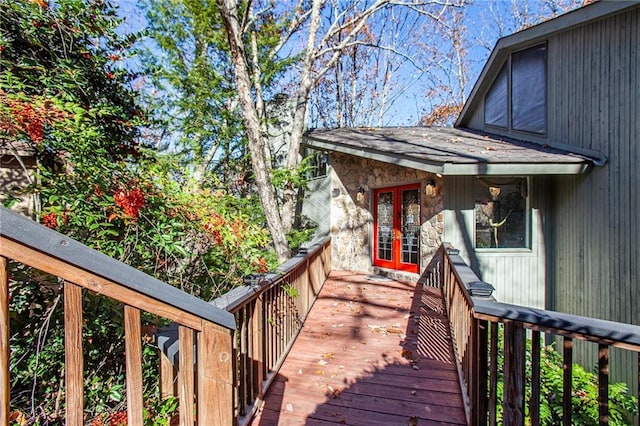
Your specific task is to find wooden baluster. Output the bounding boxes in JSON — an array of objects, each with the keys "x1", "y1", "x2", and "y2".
[
  {"x1": 1, "y1": 256, "x2": 10, "y2": 426},
  {"x1": 488, "y1": 322, "x2": 498, "y2": 426},
  {"x1": 252, "y1": 295, "x2": 265, "y2": 399},
  {"x1": 179, "y1": 325, "x2": 194, "y2": 426},
  {"x1": 197, "y1": 322, "x2": 233, "y2": 426},
  {"x1": 562, "y1": 337, "x2": 573, "y2": 426},
  {"x1": 598, "y1": 344, "x2": 609, "y2": 426},
  {"x1": 159, "y1": 350, "x2": 176, "y2": 399},
  {"x1": 476, "y1": 320, "x2": 489, "y2": 426},
  {"x1": 503, "y1": 322, "x2": 525, "y2": 426},
  {"x1": 239, "y1": 309, "x2": 248, "y2": 415},
  {"x1": 530, "y1": 330, "x2": 541, "y2": 426},
  {"x1": 64, "y1": 282, "x2": 84, "y2": 426},
  {"x1": 124, "y1": 306, "x2": 144, "y2": 425}
]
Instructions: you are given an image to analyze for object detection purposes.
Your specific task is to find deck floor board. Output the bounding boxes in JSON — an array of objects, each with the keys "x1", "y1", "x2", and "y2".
[{"x1": 250, "y1": 271, "x2": 467, "y2": 426}]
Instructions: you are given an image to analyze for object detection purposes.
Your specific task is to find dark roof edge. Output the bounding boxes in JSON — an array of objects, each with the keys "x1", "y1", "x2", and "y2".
[
  {"x1": 456, "y1": 1, "x2": 638, "y2": 127},
  {"x1": 304, "y1": 134, "x2": 445, "y2": 174},
  {"x1": 456, "y1": 127, "x2": 608, "y2": 167}
]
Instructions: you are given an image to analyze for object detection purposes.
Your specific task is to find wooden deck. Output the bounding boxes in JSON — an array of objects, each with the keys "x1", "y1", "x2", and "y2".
[{"x1": 250, "y1": 271, "x2": 467, "y2": 426}]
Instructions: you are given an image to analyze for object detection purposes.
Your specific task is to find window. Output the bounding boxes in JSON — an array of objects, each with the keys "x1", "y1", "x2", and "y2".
[
  {"x1": 511, "y1": 45, "x2": 546, "y2": 133},
  {"x1": 484, "y1": 44, "x2": 547, "y2": 135},
  {"x1": 484, "y1": 65, "x2": 508, "y2": 128},
  {"x1": 474, "y1": 177, "x2": 528, "y2": 249},
  {"x1": 305, "y1": 149, "x2": 328, "y2": 179}
]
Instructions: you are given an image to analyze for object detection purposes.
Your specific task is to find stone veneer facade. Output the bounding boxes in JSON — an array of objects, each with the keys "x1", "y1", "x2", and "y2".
[{"x1": 328, "y1": 152, "x2": 444, "y2": 279}]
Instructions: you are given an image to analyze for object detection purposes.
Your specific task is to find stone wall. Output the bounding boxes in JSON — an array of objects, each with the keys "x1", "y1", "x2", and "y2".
[{"x1": 328, "y1": 152, "x2": 444, "y2": 276}]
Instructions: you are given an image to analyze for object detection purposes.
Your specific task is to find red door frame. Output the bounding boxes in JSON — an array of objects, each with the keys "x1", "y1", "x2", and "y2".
[{"x1": 372, "y1": 184, "x2": 421, "y2": 273}]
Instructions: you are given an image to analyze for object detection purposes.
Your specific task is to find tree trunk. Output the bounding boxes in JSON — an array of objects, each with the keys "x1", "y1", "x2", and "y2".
[{"x1": 216, "y1": 0, "x2": 291, "y2": 263}]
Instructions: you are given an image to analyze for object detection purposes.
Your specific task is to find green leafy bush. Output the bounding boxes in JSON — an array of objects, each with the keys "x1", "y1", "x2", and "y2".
[{"x1": 493, "y1": 330, "x2": 638, "y2": 425}]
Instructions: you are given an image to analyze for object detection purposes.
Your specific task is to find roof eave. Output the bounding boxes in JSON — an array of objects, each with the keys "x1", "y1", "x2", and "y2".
[{"x1": 304, "y1": 135, "x2": 593, "y2": 176}]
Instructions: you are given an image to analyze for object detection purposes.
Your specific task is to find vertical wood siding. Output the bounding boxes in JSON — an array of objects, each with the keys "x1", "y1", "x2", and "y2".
[
  {"x1": 443, "y1": 175, "x2": 549, "y2": 309},
  {"x1": 547, "y1": 8, "x2": 639, "y2": 385}
]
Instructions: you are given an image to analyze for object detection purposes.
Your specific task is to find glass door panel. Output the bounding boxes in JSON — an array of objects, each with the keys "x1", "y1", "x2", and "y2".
[
  {"x1": 376, "y1": 191, "x2": 394, "y2": 261},
  {"x1": 373, "y1": 184, "x2": 420, "y2": 273},
  {"x1": 401, "y1": 188, "x2": 420, "y2": 266}
]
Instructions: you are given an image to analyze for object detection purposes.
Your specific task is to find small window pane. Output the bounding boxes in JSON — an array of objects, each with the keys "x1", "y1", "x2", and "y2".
[
  {"x1": 512, "y1": 45, "x2": 546, "y2": 133},
  {"x1": 475, "y1": 178, "x2": 528, "y2": 249},
  {"x1": 484, "y1": 64, "x2": 508, "y2": 128}
]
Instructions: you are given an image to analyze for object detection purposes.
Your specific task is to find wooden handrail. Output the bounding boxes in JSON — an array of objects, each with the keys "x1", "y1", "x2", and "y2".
[
  {"x1": 434, "y1": 243, "x2": 640, "y2": 426},
  {"x1": 158, "y1": 237, "x2": 332, "y2": 425},
  {"x1": 0, "y1": 207, "x2": 236, "y2": 424}
]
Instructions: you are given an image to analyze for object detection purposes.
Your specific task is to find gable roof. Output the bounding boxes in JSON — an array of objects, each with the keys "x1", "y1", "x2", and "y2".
[
  {"x1": 304, "y1": 127, "x2": 597, "y2": 175},
  {"x1": 456, "y1": 1, "x2": 638, "y2": 129}
]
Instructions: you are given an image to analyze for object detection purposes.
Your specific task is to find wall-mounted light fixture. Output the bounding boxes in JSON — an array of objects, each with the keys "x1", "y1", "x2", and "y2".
[
  {"x1": 425, "y1": 179, "x2": 437, "y2": 197},
  {"x1": 356, "y1": 186, "x2": 366, "y2": 202}
]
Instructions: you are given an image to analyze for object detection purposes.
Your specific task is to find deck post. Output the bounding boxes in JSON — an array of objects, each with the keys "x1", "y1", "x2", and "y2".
[
  {"x1": 503, "y1": 321, "x2": 524, "y2": 426},
  {"x1": 475, "y1": 319, "x2": 489, "y2": 425},
  {"x1": 197, "y1": 322, "x2": 234, "y2": 425},
  {"x1": 64, "y1": 282, "x2": 84, "y2": 426}
]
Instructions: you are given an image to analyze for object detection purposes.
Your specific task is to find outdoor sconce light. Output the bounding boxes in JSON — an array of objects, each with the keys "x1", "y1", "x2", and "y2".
[
  {"x1": 467, "y1": 280, "x2": 496, "y2": 298},
  {"x1": 425, "y1": 179, "x2": 437, "y2": 197},
  {"x1": 356, "y1": 186, "x2": 366, "y2": 202}
]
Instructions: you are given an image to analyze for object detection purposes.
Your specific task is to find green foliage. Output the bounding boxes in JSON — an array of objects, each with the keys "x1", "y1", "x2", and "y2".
[
  {"x1": 493, "y1": 329, "x2": 638, "y2": 425},
  {"x1": 2, "y1": 0, "x2": 279, "y2": 423}
]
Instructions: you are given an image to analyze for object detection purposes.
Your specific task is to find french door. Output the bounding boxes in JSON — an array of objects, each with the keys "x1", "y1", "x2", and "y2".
[{"x1": 373, "y1": 184, "x2": 421, "y2": 273}]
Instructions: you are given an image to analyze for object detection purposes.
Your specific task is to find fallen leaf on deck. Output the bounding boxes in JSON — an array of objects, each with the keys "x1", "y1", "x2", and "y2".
[
  {"x1": 408, "y1": 415, "x2": 418, "y2": 426},
  {"x1": 322, "y1": 352, "x2": 334, "y2": 360},
  {"x1": 401, "y1": 349, "x2": 413, "y2": 359},
  {"x1": 286, "y1": 403, "x2": 294, "y2": 413},
  {"x1": 317, "y1": 359, "x2": 329, "y2": 366},
  {"x1": 412, "y1": 364, "x2": 420, "y2": 370}
]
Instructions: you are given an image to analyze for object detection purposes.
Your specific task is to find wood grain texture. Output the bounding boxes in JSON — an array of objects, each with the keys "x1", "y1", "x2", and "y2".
[
  {"x1": 250, "y1": 271, "x2": 466, "y2": 425},
  {"x1": 179, "y1": 325, "x2": 194, "y2": 426},
  {"x1": 197, "y1": 322, "x2": 234, "y2": 426},
  {"x1": 0, "y1": 257, "x2": 10, "y2": 426},
  {"x1": 124, "y1": 306, "x2": 144, "y2": 425},
  {"x1": 64, "y1": 282, "x2": 84, "y2": 426}
]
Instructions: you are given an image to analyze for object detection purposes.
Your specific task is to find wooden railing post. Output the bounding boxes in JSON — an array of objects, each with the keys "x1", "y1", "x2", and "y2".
[
  {"x1": 475, "y1": 319, "x2": 489, "y2": 425},
  {"x1": 562, "y1": 337, "x2": 573, "y2": 426},
  {"x1": 197, "y1": 322, "x2": 233, "y2": 425},
  {"x1": 179, "y1": 325, "x2": 195, "y2": 426},
  {"x1": 1, "y1": 256, "x2": 9, "y2": 426},
  {"x1": 124, "y1": 306, "x2": 144, "y2": 425},
  {"x1": 64, "y1": 282, "x2": 84, "y2": 426},
  {"x1": 252, "y1": 296, "x2": 265, "y2": 399},
  {"x1": 597, "y1": 344, "x2": 609, "y2": 426},
  {"x1": 503, "y1": 321, "x2": 525, "y2": 426}
]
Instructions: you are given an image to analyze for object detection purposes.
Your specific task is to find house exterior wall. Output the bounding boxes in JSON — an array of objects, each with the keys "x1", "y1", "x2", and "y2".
[
  {"x1": 461, "y1": 5, "x2": 639, "y2": 386},
  {"x1": 442, "y1": 175, "x2": 550, "y2": 308},
  {"x1": 328, "y1": 152, "x2": 443, "y2": 278}
]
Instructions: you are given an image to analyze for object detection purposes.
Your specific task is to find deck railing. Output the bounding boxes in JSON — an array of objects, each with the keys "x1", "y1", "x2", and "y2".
[
  {"x1": 0, "y1": 206, "x2": 239, "y2": 425},
  {"x1": 211, "y1": 238, "x2": 330, "y2": 424},
  {"x1": 433, "y1": 243, "x2": 640, "y2": 426},
  {"x1": 156, "y1": 238, "x2": 331, "y2": 425}
]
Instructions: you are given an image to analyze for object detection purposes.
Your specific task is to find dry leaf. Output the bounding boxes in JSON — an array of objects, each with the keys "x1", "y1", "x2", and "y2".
[
  {"x1": 317, "y1": 359, "x2": 328, "y2": 366},
  {"x1": 408, "y1": 415, "x2": 418, "y2": 426},
  {"x1": 285, "y1": 403, "x2": 294, "y2": 413},
  {"x1": 322, "y1": 352, "x2": 334, "y2": 360}
]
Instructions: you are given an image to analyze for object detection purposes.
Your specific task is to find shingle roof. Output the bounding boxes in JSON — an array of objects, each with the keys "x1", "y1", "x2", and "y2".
[{"x1": 304, "y1": 126, "x2": 600, "y2": 175}]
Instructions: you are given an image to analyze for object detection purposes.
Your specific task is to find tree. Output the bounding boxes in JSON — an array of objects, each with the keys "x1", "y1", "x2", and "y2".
[
  {"x1": 216, "y1": 0, "x2": 469, "y2": 263},
  {"x1": 1, "y1": 1, "x2": 276, "y2": 421}
]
